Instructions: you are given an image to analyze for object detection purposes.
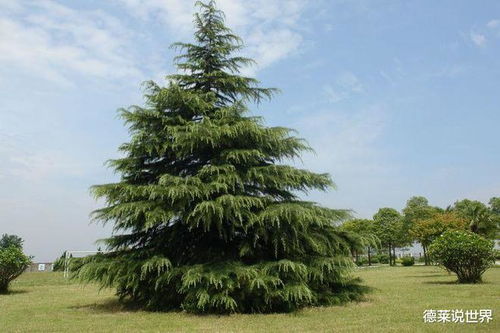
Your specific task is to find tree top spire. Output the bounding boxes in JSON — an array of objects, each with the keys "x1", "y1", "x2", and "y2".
[{"x1": 169, "y1": 0, "x2": 278, "y2": 105}]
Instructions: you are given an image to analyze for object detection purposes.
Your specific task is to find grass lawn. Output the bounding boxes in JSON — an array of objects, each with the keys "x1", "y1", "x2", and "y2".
[{"x1": 1, "y1": 266, "x2": 499, "y2": 332}]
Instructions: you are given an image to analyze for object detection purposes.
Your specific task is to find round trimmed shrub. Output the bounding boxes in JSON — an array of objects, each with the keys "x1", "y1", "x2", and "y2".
[
  {"x1": 401, "y1": 256, "x2": 415, "y2": 266},
  {"x1": 428, "y1": 231, "x2": 494, "y2": 283},
  {"x1": 0, "y1": 246, "x2": 31, "y2": 293}
]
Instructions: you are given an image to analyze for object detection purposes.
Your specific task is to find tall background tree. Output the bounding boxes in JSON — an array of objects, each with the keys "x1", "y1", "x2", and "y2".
[
  {"x1": 74, "y1": 1, "x2": 368, "y2": 314},
  {"x1": 0, "y1": 234, "x2": 24, "y2": 250},
  {"x1": 402, "y1": 196, "x2": 442, "y2": 264},
  {"x1": 489, "y1": 197, "x2": 500, "y2": 242},
  {"x1": 489, "y1": 197, "x2": 500, "y2": 215},
  {"x1": 402, "y1": 196, "x2": 442, "y2": 231},
  {"x1": 373, "y1": 208, "x2": 404, "y2": 266},
  {"x1": 451, "y1": 199, "x2": 498, "y2": 239},
  {"x1": 340, "y1": 219, "x2": 378, "y2": 265},
  {"x1": 409, "y1": 211, "x2": 466, "y2": 265}
]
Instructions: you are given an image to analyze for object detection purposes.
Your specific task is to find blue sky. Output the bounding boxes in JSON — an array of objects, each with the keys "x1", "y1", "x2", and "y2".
[{"x1": 1, "y1": 0, "x2": 499, "y2": 261}]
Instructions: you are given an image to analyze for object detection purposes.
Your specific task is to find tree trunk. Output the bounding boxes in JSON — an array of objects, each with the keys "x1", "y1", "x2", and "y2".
[
  {"x1": 392, "y1": 246, "x2": 396, "y2": 266},
  {"x1": 423, "y1": 244, "x2": 428, "y2": 265},
  {"x1": 388, "y1": 244, "x2": 392, "y2": 266},
  {"x1": 0, "y1": 280, "x2": 8, "y2": 294},
  {"x1": 367, "y1": 247, "x2": 372, "y2": 266}
]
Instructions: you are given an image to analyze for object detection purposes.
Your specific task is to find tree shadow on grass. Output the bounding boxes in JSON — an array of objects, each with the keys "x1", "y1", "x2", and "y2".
[
  {"x1": 407, "y1": 274, "x2": 446, "y2": 278},
  {"x1": 423, "y1": 280, "x2": 494, "y2": 285},
  {"x1": 69, "y1": 299, "x2": 185, "y2": 314},
  {"x1": 421, "y1": 280, "x2": 459, "y2": 285},
  {"x1": 0, "y1": 289, "x2": 29, "y2": 295},
  {"x1": 69, "y1": 299, "x2": 142, "y2": 313}
]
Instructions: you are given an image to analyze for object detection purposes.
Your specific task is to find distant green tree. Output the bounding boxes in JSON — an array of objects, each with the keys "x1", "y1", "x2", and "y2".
[
  {"x1": 373, "y1": 208, "x2": 404, "y2": 266},
  {"x1": 72, "y1": 1, "x2": 368, "y2": 313},
  {"x1": 410, "y1": 212, "x2": 467, "y2": 265},
  {"x1": 451, "y1": 199, "x2": 497, "y2": 239},
  {"x1": 402, "y1": 196, "x2": 444, "y2": 264},
  {"x1": 488, "y1": 197, "x2": 500, "y2": 240},
  {"x1": 0, "y1": 234, "x2": 24, "y2": 250},
  {"x1": 52, "y1": 251, "x2": 67, "y2": 272},
  {"x1": 403, "y1": 196, "x2": 432, "y2": 221},
  {"x1": 341, "y1": 219, "x2": 379, "y2": 265},
  {"x1": 489, "y1": 197, "x2": 500, "y2": 215},
  {"x1": 402, "y1": 196, "x2": 442, "y2": 231}
]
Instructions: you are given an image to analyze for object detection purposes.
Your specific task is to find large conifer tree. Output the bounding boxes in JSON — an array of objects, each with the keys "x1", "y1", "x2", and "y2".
[{"x1": 75, "y1": 1, "x2": 368, "y2": 313}]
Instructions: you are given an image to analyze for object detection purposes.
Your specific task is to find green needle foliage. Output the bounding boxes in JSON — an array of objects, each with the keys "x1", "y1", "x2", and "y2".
[{"x1": 73, "y1": 1, "x2": 368, "y2": 313}]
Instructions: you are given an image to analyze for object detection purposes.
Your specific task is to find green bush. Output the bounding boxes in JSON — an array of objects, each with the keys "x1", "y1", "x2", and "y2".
[
  {"x1": 355, "y1": 256, "x2": 380, "y2": 266},
  {"x1": 375, "y1": 254, "x2": 389, "y2": 264},
  {"x1": 401, "y1": 256, "x2": 415, "y2": 266},
  {"x1": 355, "y1": 257, "x2": 368, "y2": 266},
  {"x1": 369, "y1": 256, "x2": 379, "y2": 264},
  {"x1": 0, "y1": 246, "x2": 31, "y2": 293},
  {"x1": 428, "y1": 231, "x2": 495, "y2": 283}
]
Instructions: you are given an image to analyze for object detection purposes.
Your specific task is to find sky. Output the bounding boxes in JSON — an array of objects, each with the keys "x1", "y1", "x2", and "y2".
[{"x1": 0, "y1": 0, "x2": 499, "y2": 262}]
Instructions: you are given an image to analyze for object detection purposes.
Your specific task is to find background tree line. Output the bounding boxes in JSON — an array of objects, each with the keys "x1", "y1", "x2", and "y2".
[{"x1": 341, "y1": 196, "x2": 499, "y2": 266}]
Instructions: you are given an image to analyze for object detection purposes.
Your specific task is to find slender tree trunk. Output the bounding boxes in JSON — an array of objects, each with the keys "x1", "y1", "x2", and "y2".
[
  {"x1": 392, "y1": 246, "x2": 396, "y2": 266},
  {"x1": 355, "y1": 250, "x2": 359, "y2": 264},
  {"x1": 367, "y1": 247, "x2": 372, "y2": 266},
  {"x1": 388, "y1": 244, "x2": 392, "y2": 266},
  {"x1": 423, "y1": 244, "x2": 428, "y2": 265}
]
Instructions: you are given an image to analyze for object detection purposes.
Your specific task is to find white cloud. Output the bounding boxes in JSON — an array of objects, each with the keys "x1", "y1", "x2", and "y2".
[
  {"x1": 470, "y1": 31, "x2": 486, "y2": 46},
  {"x1": 117, "y1": 0, "x2": 194, "y2": 35},
  {"x1": 0, "y1": 0, "x2": 141, "y2": 86},
  {"x1": 0, "y1": 1, "x2": 22, "y2": 13},
  {"x1": 300, "y1": 105, "x2": 385, "y2": 172},
  {"x1": 324, "y1": 23, "x2": 334, "y2": 32},
  {"x1": 0, "y1": 132, "x2": 87, "y2": 183},
  {"x1": 0, "y1": 0, "x2": 308, "y2": 84},
  {"x1": 336, "y1": 72, "x2": 364, "y2": 92},
  {"x1": 323, "y1": 72, "x2": 363, "y2": 103},
  {"x1": 293, "y1": 104, "x2": 393, "y2": 216},
  {"x1": 8, "y1": 151, "x2": 84, "y2": 182},
  {"x1": 428, "y1": 64, "x2": 465, "y2": 79},
  {"x1": 243, "y1": 29, "x2": 302, "y2": 75},
  {"x1": 323, "y1": 85, "x2": 345, "y2": 103},
  {"x1": 379, "y1": 70, "x2": 394, "y2": 84},
  {"x1": 487, "y1": 19, "x2": 499, "y2": 29},
  {"x1": 116, "y1": 0, "x2": 308, "y2": 73}
]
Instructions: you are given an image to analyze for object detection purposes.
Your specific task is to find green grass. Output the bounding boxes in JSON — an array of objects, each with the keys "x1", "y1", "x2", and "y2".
[{"x1": 1, "y1": 266, "x2": 499, "y2": 332}]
